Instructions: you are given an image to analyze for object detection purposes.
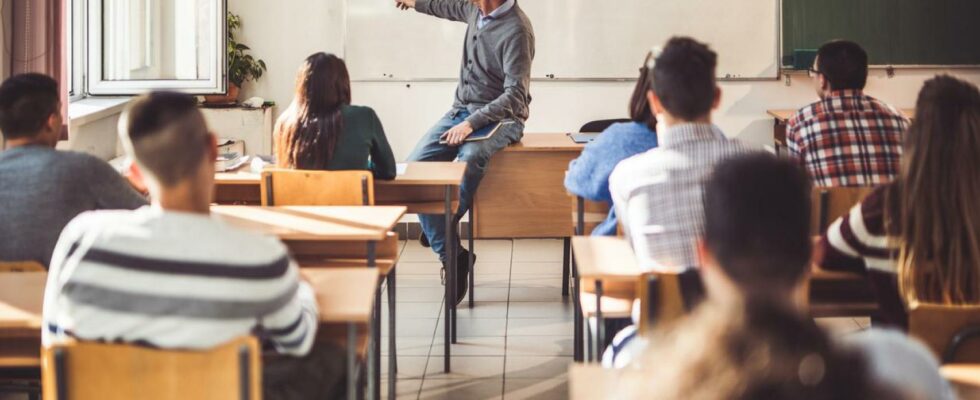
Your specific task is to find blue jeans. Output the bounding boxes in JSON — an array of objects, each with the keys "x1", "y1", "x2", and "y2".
[{"x1": 408, "y1": 109, "x2": 524, "y2": 262}]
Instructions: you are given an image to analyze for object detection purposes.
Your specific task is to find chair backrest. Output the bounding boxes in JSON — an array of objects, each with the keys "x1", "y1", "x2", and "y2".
[
  {"x1": 637, "y1": 269, "x2": 705, "y2": 334},
  {"x1": 811, "y1": 187, "x2": 874, "y2": 234},
  {"x1": 260, "y1": 169, "x2": 374, "y2": 206},
  {"x1": 0, "y1": 261, "x2": 45, "y2": 272},
  {"x1": 570, "y1": 195, "x2": 611, "y2": 236},
  {"x1": 42, "y1": 336, "x2": 261, "y2": 400},
  {"x1": 909, "y1": 302, "x2": 980, "y2": 363},
  {"x1": 578, "y1": 119, "x2": 632, "y2": 133}
]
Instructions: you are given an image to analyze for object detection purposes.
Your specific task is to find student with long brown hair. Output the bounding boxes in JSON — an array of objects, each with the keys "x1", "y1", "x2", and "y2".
[
  {"x1": 819, "y1": 75, "x2": 980, "y2": 329},
  {"x1": 275, "y1": 53, "x2": 396, "y2": 179}
]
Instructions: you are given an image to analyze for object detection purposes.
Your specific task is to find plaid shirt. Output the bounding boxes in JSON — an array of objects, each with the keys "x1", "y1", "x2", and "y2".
[
  {"x1": 787, "y1": 90, "x2": 908, "y2": 188},
  {"x1": 609, "y1": 123, "x2": 749, "y2": 272}
]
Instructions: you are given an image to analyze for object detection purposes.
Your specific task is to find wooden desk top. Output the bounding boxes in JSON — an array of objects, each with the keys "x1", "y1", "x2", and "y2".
[
  {"x1": 302, "y1": 269, "x2": 378, "y2": 324},
  {"x1": 767, "y1": 108, "x2": 916, "y2": 123},
  {"x1": 569, "y1": 365, "x2": 630, "y2": 400},
  {"x1": 503, "y1": 133, "x2": 585, "y2": 153},
  {"x1": 212, "y1": 206, "x2": 406, "y2": 241},
  {"x1": 571, "y1": 236, "x2": 642, "y2": 280},
  {"x1": 0, "y1": 272, "x2": 45, "y2": 333},
  {"x1": 942, "y1": 364, "x2": 980, "y2": 398},
  {"x1": 215, "y1": 162, "x2": 465, "y2": 187}
]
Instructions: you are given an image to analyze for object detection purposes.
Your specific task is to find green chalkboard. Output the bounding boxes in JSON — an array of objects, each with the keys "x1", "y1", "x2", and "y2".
[{"x1": 783, "y1": 0, "x2": 980, "y2": 67}]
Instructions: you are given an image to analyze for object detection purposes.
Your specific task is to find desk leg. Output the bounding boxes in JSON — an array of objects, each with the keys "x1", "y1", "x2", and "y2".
[
  {"x1": 586, "y1": 315, "x2": 594, "y2": 362},
  {"x1": 443, "y1": 185, "x2": 453, "y2": 372},
  {"x1": 572, "y1": 254, "x2": 583, "y2": 362},
  {"x1": 387, "y1": 269, "x2": 397, "y2": 400},
  {"x1": 468, "y1": 205, "x2": 475, "y2": 309},
  {"x1": 562, "y1": 238, "x2": 570, "y2": 297},
  {"x1": 372, "y1": 284, "x2": 382, "y2": 400},
  {"x1": 367, "y1": 241, "x2": 377, "y2": 268},
  {"x1": 348, "y1": 323, "x2": 357, "y2": 400},
  {"x1": 595, "y1": 280, "x2": 605, "y2": 364}
]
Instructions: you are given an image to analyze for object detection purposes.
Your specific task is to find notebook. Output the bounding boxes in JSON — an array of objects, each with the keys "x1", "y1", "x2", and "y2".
[
  {"x1": 439, "y1": 121, "x2": 514, "y2": 145},
  {"x1": 569, "y1": 133, "x2": 600, "y2": 144}
]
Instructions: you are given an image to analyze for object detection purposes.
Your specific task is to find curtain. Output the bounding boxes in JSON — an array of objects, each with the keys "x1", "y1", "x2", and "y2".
[{"x1": 7, "y1": 0, "x2": 68, "y2": 139}]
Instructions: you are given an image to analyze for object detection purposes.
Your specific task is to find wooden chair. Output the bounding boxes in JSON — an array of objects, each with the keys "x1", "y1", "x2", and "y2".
[
  {"x1": 41, "y1": 337, "x2": 261, "y2": 400},
  {"x1": 810, "y1": 187, "x2": 874, "y2": 235},
  {"x1": 909, "y1": 302, "x2": 980, "y2": 363},
  {"x1": 260, "y1": 169, "x2": 374, "y2": 206},
  {"x1": 636, "y1": 269, "x2": 705, "y2": 335},
  {"x1": 564, "y1": 195, "x2": 611, "y2": 297},
  {"x1": 0, "y1": 261, "x2": 45, "y2": 272}
]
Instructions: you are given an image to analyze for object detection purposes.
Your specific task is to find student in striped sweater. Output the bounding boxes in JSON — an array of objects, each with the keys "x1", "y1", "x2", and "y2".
[
  {"x1": 43, "y1": 93, "x2": 345, "y2": 399},
  {"x1": 819, "y1": 75, "x2": 980, "y2": 330}
]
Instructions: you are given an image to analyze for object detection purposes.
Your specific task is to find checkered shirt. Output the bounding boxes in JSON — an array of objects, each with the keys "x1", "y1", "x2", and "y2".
[
  {"x1": 786, "y1": 90, "x2": 908, "y2": 188},
  {"x1": 609, "y1": 123, "x2": 750, "y2": 272}
]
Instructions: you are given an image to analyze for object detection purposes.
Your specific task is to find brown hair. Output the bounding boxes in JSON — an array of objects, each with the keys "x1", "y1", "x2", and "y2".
[
  {"x1": 119, "y1": 92, "x2": 210, "y2": 187},
  {"x1": 275, "y1": 53, "x2": 352, "y2": 170},
  {"x1": 629, "y1": 51, "x2": 658, "y2": 132},
  {"x1": 891, "y1": 75, "x2": 980, "y2": 305}
]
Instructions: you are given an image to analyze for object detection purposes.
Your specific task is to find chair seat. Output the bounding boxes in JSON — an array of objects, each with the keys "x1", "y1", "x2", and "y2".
[{"x1": 578, "y1": 290, "x2": 634, "y2": 319}]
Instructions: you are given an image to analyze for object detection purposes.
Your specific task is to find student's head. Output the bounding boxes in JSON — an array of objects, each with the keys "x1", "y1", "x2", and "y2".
[
  {"x1": 633, "y1": 302, "x2": 899, "y2": 400},
  {"x1": 0, "y1": 73, "x2": 62, "y2": 147},
  {"x1": 647, "y1": 37, "x2": 720, "y2": 124},
  {"x1": 812, "y1": 40, "x2": 869, "y2": 97},
  {"x1": 629, "y1": 51, "x2": 659, "y2": 132},
  {"x1": 896, "y1": 75, "x2": 980, "y2": 305},
  {"x1": 699, "y1": 154, "x2": 813, "y2": 304},
  {"x1": 275, "y1": 52, "x2": 352, "y2": 170},
  {"x1": 119, "y1": 92, "x2": 216, "y2": 205}
]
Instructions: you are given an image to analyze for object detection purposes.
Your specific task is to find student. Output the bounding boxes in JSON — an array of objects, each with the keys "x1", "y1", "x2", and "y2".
[
  {"x1": 564, "y1": 51, "x2": 659, "y2": 236},
  {"x1": 609, "y1": 37, "x2": 749, "y2": 272},
  {"x1": 0, "y1": 73, "x2": 147, "y2": 268},
  {"x1": 275, "y1": 52, "x2": 397, "y2": 180},
  {"x1": 627, "y1": 154, "x2": 951, "y2": 400},
  {"x1": 819, "y1": 75, "x2": 980, "y2": 329},
  {"x1": 787, "y1": 40, "x2": 908, "y2": 188},
  {"x1": 395, "y1": 0, "x2": 535, "y2": 304},
  {"x1": 43, "y1": 92, "x2": 344, "y2": 399}
]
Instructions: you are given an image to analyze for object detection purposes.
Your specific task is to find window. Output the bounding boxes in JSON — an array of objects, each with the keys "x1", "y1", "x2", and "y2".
[{"x1": 76, "y1": 0, "x2": 226, "y2": 96}]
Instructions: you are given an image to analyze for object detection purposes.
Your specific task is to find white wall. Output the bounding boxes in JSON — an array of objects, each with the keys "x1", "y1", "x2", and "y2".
[{"x1": 235, "y1": 1, "x2": 980, "y2": 160}]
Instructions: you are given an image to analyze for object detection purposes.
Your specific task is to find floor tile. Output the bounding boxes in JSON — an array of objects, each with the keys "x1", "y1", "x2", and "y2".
[
  {"x1": 510, "y1": 262, "x2": 564, "y2": 276},
  {"x1": 506, "y1": 318, "x2": 574, "y2": 337},
  {"x1": 401, "y1": 242, "x2": 441, "y2": 263},
  {"x1": 854, "y1": 317, "x2": 872, "y2": 329},
  {"x1": 507, "y1": 287, "x2": 564, "y2": 302},
  {"x1": 470, "y1": 240, "x2": 513, "y2": 263},
  {"x1": 474, "y1": 262, "x2": 512, "y2": 276},
  {"x1": 509, "y1": 275, "x2": 565, "y2": 289},
  {"x1": 470, "y1": 287, "x2": 510, "y2": 302},
  {"x1": 381, "y1": 355, "x2": 428, "y2": 379},
  {"x1": 382, "y1": 378, "x2": 423, "y2": 400},
  {"x1": 384, "y1": 318, "x2": 439, "y2": 337},
  {"x1": 507, "y1": 302, "x2": 573, "y2": 319},
  {"x1": 455, "y1": 302, "x2": 509, "y2": 319},
  {"x1": 503, "y1": 378, "x2": 568, "y2": 400},
  {"x1": 506, "y1": 336, "x2": 574, "y2": 356},
  {"x1": 504, "y1": 356, "x2": 572, "y2": 379},
  {"x1": 392, "y1": 287, "x2": 448, "y2": 303},
  {"x1": 424, "y1": 357, "x2": 505, "y2": 380},
  {"x1": 419, "y1": 378, "x2": 504, "y2": 400},
  {"x1": 437, "y1": 318, "x2": 508, "y2": 337},
  {"x1": 512, "y1": 239, "x2": 565, "y2": 262},
  {"x1": 430, "y1": 336, "x2": 506, "y2": 356},
  {"x1": 397, "y1": 262, "x2": 443, "y2": 275},
  {"x1": 382, "y1": 302, "x2": 443, "y2": 319},
  {"x1": 474, "y1": 274, "x2": 511, "y2": 288},
  {"x1": 392, "y1": 275, "x2": 444, "y2": 288},
  {"x1": 382, "y1": 336, "x2": 435, "y2": 356}
]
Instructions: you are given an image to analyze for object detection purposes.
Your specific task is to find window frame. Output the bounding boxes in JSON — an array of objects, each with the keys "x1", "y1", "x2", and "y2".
[
  {"x1": 68, "y1": 0, "x2": 85, "y2": 101},
  {"x1": 84, "y1": 0, "x2": 227, "y2": 96}
]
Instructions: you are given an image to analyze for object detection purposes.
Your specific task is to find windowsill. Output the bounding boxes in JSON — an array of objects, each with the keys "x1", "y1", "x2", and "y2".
[{"x1": 68, "y1": 97, "x2": 133, "y2": 129}]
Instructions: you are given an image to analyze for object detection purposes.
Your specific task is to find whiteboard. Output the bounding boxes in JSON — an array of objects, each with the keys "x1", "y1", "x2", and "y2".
[{"x1": 346, "y1": 0, "x2": 779, "y2": 81}]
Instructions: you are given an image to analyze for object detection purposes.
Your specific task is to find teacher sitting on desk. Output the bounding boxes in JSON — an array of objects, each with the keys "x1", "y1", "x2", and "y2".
[{"x1": 395, "y1": 0, "x2": 535, "y2": 305}]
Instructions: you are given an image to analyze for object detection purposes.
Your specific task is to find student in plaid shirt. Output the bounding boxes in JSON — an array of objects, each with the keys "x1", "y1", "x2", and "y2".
[{"x1": 787, "y1": 40, "x2": 909, "y2": 188}]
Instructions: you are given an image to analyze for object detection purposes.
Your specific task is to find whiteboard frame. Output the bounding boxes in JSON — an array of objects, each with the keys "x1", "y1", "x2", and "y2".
[{"x1": 345, "y1": 0, "x2": 782, "y2": 83}]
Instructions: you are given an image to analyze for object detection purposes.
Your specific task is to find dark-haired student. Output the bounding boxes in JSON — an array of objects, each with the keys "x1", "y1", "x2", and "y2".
[
  {"x1": 629, "y1": 154, "x2": 951, "y2": 400},
  {"x1": 819, "y1": 75, "x2": 980, "y2": 330},
  {"x1": 275, "y1": 52, "x2": 396, "y2": 180},
  {"x1": 787, "y1": 40, "x2": 908, "y2": 187},
  {"x1": 43, "y1": 92, "x2": 347, "y2": 399},
  {"x1": 564, "y1": 51, "x2": 659, "y2": 236},
  {"x1": 610, "y1": 37, "x2": 749, "y2": 272},
  {"x1": 0, "y1": 73, "x2": 147, "y2": 268}
]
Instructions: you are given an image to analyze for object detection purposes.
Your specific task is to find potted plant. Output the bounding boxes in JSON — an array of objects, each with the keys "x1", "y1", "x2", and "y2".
[{"x1": 205, "y1": 13, "x2": 267, "y2": 105}]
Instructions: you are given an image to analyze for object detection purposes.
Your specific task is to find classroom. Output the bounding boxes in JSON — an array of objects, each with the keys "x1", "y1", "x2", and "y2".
[{"x1": 2, "y1": 0, "x2": 980, "y2": 399}]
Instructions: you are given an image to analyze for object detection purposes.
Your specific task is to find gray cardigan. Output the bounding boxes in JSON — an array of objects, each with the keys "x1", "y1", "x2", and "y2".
[{"x1": 415, "y1": 0, "x2": 535, "y2": 129}]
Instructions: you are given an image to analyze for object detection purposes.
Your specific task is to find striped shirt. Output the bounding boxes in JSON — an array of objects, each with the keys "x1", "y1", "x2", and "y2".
[
  {"x1": 609, "y1": 123, "x2": 750, "y2": 272},
  {"x1": 787, "y1": 90, "x2": 908, "y2": 188},
  {"x1": 42, "y1": 207, "x2": 318, "y2": 356},
  {"x1": 819, "y1": 184, "x2": 906, "y2": 328}
]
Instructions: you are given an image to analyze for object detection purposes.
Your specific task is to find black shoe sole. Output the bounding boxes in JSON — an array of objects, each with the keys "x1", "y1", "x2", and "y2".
[{"x1": 454, "y1": 250, "x2": 474, "y2": 306}]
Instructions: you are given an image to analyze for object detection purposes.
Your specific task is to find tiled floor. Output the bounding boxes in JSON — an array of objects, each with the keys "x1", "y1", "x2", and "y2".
[
  {"x1": 381, "y1": 239, "x2": 572, "y2": 400},
  {"x1": 380, "y1": 238, "x2": 871, "y2": 400}
]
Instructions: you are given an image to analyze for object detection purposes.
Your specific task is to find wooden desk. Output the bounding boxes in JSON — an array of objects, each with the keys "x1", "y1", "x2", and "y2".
[
  {"x1": 942, "y1": 364, "x2": 980, "y2": 399},
  {"x1": 475, "y1": 133, "x2": 585, "y2": 238},
  {"x1": 569, "y1": 365, "x2": 631, "y2": 400},
  {"x1": 767, "y1": 108, "x2": 915, "y2": 153},
  {"x1": 212, "y1": 205, "x2": 404, "y2": 243}
]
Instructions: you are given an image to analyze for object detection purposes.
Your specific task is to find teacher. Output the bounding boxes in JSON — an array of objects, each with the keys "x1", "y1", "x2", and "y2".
[{"x1": 395, "y1": 0, "x2": 535, "y2": 305}]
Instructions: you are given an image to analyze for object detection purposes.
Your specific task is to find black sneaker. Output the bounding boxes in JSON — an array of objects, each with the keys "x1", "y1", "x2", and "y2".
[
  {"x1": 419, "y1": 232, "x2": 430, "y2": 248},
  {"x1": 454, "y1": 249, "x2": 474, "y2": 306}
]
